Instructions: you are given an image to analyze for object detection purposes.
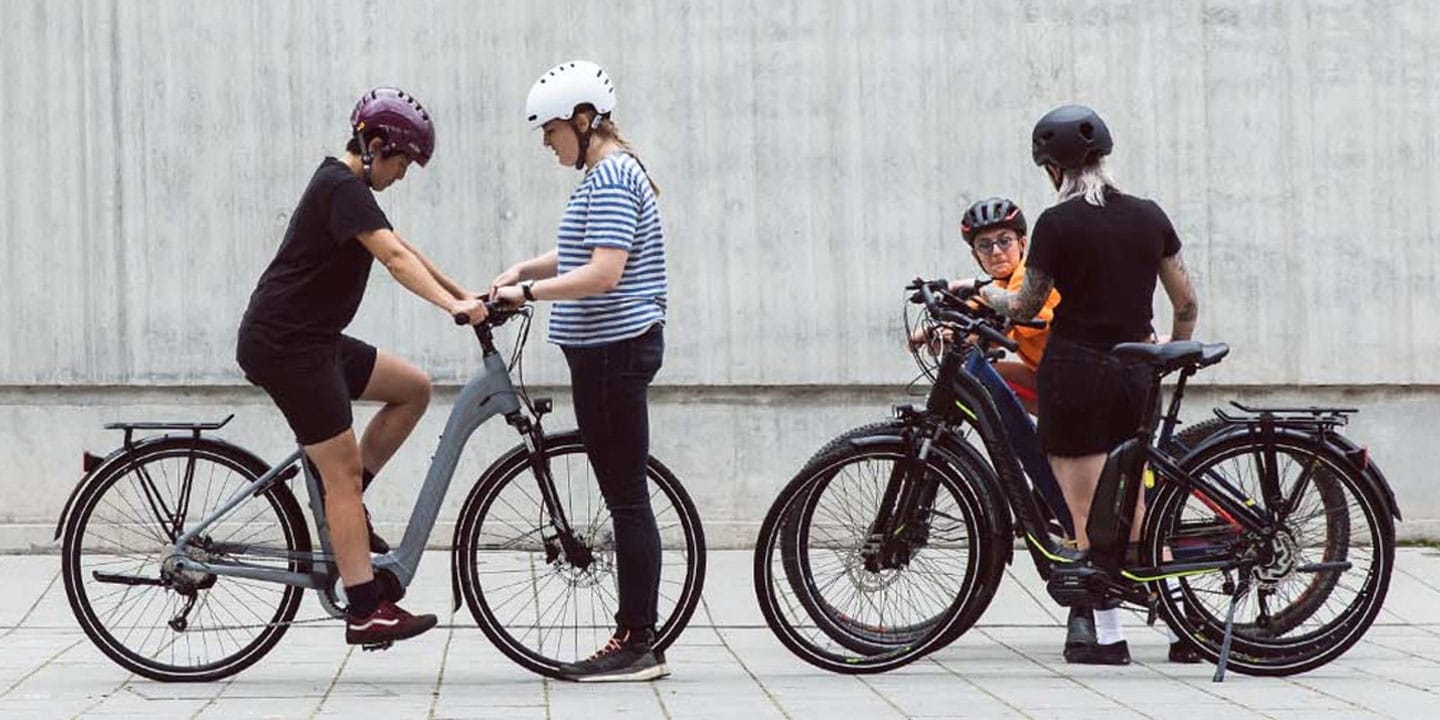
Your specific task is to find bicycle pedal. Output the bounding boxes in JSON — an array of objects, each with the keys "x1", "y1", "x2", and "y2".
[{"x1": 361, "y1": 641, "x2": 394, "y2": 652}]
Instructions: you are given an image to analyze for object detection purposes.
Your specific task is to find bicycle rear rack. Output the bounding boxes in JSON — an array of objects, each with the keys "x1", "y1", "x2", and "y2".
[
  {"x1": 1213, "y1": 402, "x2": 1352, "y2": 429},
  {"x1": 103, "y1": 414, "x2": 236, "y2": 448}
]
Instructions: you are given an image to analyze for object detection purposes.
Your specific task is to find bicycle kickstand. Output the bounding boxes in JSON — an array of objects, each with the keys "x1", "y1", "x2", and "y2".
[{"x1": 1213, "y1": 573, "x2": 1252, "y2": 683}]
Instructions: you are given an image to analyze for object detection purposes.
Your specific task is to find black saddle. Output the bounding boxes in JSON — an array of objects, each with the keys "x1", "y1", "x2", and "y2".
[{"x1": 1110, "y1": 341, "x2": 1230, "y2": 373}]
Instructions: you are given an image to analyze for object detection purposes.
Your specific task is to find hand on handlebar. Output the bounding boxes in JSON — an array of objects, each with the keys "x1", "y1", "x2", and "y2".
[
  {"x1": 491, "y1": 285, "x2": 527, "y2": 309},
  {"x1": 451, "y1": 297, "x2": 489, "y2": 326},
  {"x1": 488, "y1": 266, "x2": 522, "y2": 301}
]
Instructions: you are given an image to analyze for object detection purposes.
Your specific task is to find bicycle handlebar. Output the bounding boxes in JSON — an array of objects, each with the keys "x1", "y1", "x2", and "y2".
[
  {"x1": 452, "y1": 300, "x2": 520, "y2": 328},
  {"x1": 908, "y1": 277, "x2": 1022, "y2": 353}
]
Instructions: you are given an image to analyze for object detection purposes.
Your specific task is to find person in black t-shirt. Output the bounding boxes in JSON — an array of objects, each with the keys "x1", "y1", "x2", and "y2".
[
  {"x1": 236, "y1": 87, "x2": 487, "y2": 647},
  {"x1": 958, "y1": 105, "x2": 1200, "y2": 666}
]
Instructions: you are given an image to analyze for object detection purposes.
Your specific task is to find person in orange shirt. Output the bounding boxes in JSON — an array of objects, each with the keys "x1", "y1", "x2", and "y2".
[{"x1": 910, "y1": 196, "x2": 1061, "y2": 415}]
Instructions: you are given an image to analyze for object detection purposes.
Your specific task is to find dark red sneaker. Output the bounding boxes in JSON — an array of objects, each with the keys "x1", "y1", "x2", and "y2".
[{"x1": 345, "y1": 601, "x2": 437, "y2": 647}]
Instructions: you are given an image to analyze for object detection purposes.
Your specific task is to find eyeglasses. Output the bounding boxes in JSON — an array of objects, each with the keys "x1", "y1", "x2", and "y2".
[{"x1": 973, "y1": 236, "x2": 1016, "y2": 254}]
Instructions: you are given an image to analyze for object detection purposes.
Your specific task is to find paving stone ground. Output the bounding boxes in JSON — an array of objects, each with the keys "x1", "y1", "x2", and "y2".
[{"x1": 3, "y1": 549, "x2": 1438, "y2": 719}]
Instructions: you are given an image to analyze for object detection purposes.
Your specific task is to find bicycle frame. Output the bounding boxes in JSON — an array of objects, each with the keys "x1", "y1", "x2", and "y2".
[
  {"x1": 960, "y1": 351, "x2": 1073, "y2": 537},
  {"x1": 170, "y1": 325, "x2": 531, "y2": 596},
  {"x1": 926, "y1": 343, "x2": 1279, "y2": 586}
]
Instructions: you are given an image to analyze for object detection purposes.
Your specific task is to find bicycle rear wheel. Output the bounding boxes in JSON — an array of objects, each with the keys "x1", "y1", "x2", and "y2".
[
  {"x1": 754, "y1": 434, "x2": 1000, "y2": 673},
  {"x1": 61, "y1": 438, "x2": 311, "y2": 682},
  {"x1": 1145, "y1": 433, "x2": 1392, "y2": 676},
  {"x1": 453, "y1": 431, "x2": 705, "y2": 678}
]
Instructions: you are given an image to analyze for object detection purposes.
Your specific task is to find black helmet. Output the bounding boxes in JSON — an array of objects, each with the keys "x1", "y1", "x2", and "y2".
[
  {"x1": 961, "y1": 197, "x2": 1027, "y2": 245},
  {"x1": 1032, "y1": 104, "x2": 1112, "y2": 169}
]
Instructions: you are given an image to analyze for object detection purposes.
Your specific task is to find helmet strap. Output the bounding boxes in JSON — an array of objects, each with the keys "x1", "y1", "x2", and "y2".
[
  {"x1": 572, "y1": 113, "x2": 607, "y2": 171},
  {"x1": 355, "y1": 131, "x2": 376, "y2": 188},
  {"x1": 1045, "y1": 163, "x2": 1064, "y2": 190}
]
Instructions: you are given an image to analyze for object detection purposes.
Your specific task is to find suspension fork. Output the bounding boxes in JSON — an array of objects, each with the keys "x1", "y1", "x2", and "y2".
[{"x1": 862, "y1": 415, "x2": 944, "y2": 571}]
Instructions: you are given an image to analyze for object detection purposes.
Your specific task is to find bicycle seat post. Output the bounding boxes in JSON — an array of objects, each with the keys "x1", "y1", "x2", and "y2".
[{"x1": 1157, "y1": 366, "x2": 1196, "y2": 447}]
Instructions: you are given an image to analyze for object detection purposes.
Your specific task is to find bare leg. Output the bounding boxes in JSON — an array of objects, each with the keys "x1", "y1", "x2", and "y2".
[
  {"x1": 994, "y1": 360, "x2": 1040, "y2": 417},
  {"x1": 356, "y1": 351, "x2": 432, "y2": 474},
  {"x1": 1050, "y1": 454, "x2": 1107, "y2": 550},
  {"x1": 304, "y1": 430, "x2": 371, "y2": 585},
  {"x1": 1051, "y1": 453, "x2": 1148, "y2": 549}
]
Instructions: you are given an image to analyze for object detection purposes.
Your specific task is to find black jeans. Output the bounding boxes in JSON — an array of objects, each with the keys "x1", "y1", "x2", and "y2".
[{"x1": 562, "y1": 325, "x2": 664, "y2": 631}]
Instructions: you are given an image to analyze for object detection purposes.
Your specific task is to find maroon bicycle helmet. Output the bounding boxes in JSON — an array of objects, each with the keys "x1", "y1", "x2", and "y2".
[{"x1": 350, "y1": 87, "x2": 435, "y2": 167}]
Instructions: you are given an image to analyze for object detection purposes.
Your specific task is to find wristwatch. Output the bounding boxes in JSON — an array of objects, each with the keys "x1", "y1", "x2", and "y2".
[{"x1": 521, "y1": 280, "x2": 537, "y2": 302}]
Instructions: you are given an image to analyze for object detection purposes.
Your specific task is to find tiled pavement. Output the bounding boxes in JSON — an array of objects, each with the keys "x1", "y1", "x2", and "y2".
[{"x1": 3, "y1": 549, "x2": 1439, "y2": 719}]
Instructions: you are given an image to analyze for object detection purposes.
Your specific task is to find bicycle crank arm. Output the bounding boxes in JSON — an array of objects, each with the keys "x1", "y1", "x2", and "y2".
[{"x1": 92, "y1": 571, "x2": 168, "y2": 587}]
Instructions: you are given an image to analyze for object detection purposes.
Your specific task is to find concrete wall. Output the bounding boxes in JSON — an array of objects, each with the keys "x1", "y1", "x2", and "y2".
[{"x1": 3, "y1": 1, "x2": 1438, "y2": 547}]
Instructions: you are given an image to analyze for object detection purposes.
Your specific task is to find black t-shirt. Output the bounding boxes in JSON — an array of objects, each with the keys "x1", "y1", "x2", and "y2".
[
  {"x1": 238, "y1": 158, "x2": 391, "y2": 358},
  {"x1": 1025, "y1": 190, "x2": 1181, "y2": 345}
]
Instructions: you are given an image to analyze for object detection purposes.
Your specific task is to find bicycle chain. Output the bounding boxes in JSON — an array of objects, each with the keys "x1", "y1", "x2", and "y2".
[{"x1": 176, "y1": 614, "x2": 342, "y2": 633}]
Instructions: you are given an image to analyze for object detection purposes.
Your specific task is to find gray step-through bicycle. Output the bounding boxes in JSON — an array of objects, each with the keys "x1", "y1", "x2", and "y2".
[{"x1": 55, "y1": 304, "x2": 706, "y2": 682}]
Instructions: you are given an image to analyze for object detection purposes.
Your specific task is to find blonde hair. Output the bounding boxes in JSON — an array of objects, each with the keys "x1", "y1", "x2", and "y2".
[
  {"x1": 573, "y1": 107, "x2": 660, "y2": 196},
  {"x1": 1057, "y1": 158, "x2": 1119, "y2": 207}
]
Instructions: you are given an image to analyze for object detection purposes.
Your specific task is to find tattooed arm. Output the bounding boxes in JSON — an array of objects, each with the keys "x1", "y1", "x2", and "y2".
[
  {"x1": 1157, "y1": 251, "x2": 1199, "y2": 341},
  {"x1": 977, "y1": 267, "x2": 1055, "y2": 321}
]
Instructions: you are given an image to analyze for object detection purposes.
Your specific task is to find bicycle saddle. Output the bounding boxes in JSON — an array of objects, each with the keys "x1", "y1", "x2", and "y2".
[{"x1": 1111, "y1": 341, "x2": 1230, "y2": 372}]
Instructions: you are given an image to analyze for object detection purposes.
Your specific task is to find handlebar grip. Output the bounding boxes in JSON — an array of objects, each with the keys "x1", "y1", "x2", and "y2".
[
  {"x1": 977, "y1": 323, "x2": 1019, "y2": 352},
  {"x1": 453, "y1": 312, "x2": 471, "y2": 326}
]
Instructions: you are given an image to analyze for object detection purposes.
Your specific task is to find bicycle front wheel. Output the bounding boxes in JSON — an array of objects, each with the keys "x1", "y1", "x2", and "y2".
[
  {"x1": 754, "y1": 434, "x2": 999, "y2": 673},
  {"x1": 61, "y1": 438, "x2": 311, "y2": 682},
  {"x1": 453, "y1": 431, "x2": 705, "y2": 678}
]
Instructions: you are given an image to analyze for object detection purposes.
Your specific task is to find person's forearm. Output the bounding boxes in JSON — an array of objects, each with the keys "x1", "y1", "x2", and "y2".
[
  {"x1": 398, "y1": 236, "x2": 465, "y2": 298},
  {"x1": 517, "y1": 250, "x2": 559, "y2": 281},
  {"x1": 384, "y1": 252, "x2": 461, "y2": 312},
  {"x1": 1170, "y1": 298, "x2": 1198, "y2": 341},
  {"x1": 528, "y1": 263, "x2": 615, "y2": 301}
]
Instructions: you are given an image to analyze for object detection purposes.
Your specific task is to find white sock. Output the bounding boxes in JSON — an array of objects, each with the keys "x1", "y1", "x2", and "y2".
[
  {"x1": 1095, "y1": 608, "x2": 1125, "y2": 645},
  {"x1": 1165, "y1": 626, "x2": 1179, "y2": 644}
]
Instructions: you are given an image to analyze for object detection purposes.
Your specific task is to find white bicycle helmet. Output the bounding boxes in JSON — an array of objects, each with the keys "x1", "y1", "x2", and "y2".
[{"x1": 524, "y1": 60, "x2": 616, "y2": 130}]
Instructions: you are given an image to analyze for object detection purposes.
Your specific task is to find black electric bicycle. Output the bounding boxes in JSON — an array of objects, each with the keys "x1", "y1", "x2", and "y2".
[
  {"x1": 56, "y1": 304, "x2": 706, "y2": 682},
  {"x1": 754, "y1": 279, "x2": 1397, "y2": 679}
]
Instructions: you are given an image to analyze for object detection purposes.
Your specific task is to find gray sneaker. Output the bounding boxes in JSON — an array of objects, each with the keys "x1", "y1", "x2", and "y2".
[{"x1": 558, "y1": 628, "x2": 670, "y2": 683}]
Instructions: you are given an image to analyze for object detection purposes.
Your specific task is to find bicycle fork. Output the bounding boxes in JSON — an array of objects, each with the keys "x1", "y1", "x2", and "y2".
[
  {"x1": 508, "y1": 406, "x2": 595, "y2": 570},
  {"x1": 861, "y1": 418, "x2": 944, "y2": 573}
]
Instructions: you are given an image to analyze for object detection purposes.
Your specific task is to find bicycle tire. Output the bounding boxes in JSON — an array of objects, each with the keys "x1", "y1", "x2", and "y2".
[
  {"x1": 778, "y1": 421, "x2": 1009, "y2": 655},
  {"x1": 1144, "y1": 432, "x2": 1393, "y2": 676},
  {"x1": 754, "y1": 435, "x2": 998, "y2": 673},
  {"x1": 453, "y1": 431, "x2": 705, "y2": 679},
  {"x1": 61, "y1": 437, "x2": 311, "y2": 682},
  {"x1": 1164, "y1": 420, "x2": 1350, "y2": 637}
]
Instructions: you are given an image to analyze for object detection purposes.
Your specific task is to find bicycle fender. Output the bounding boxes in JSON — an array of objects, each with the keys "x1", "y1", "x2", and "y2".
[
  {"x1": 53, "y1": 434, "x2": 278, "y2": 541},
  {"x1": 1177, "y1": 423, "x2": 1401, "y2": 522},
  {"x1": 1324, "y1": 432, "x2": 1402, "y2": 521}
]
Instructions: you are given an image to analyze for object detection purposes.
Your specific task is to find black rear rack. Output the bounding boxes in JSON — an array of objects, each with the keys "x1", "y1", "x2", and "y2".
[
  {"x1": 104, "y1": 414, "x2": 235, "y2": 447},
  {"x1": 1213, "y1": 402, "x2": 1352, "y2": 428}
]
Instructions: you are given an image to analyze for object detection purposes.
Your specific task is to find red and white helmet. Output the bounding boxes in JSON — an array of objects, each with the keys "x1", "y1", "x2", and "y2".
[{"x1": 524, "y1": 60, "x2": 616, "y2": 130}]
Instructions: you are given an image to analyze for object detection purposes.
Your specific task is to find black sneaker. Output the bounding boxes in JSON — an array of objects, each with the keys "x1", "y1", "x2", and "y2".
[
  {"x1": 1169, "y1": 637, "x2": 1204, "y2": 663},
  {"x1": 558, "y1": 628, "x2": 670, "y2": 682},
  {"x1": 364, "y1": 505, "x2": 390, "y2": 554},
  {"x1": 345, "y1": 601, "x2": 436, "y2": 647},
  {"x1": 1064, "y1": 606, "x2": 1096, "y2": 653},
  {"x1": 1065, "y1": 640, "x2": 1131, "y2": 665}
]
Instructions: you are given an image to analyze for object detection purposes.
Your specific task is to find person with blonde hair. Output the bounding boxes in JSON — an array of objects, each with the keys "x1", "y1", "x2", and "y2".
[
  {"x1": 958, "y1": 104, "x2": 1200, "y2": 665},
  {"x1": 490, "y1": 60, "x2": 671, "y2": 682}
]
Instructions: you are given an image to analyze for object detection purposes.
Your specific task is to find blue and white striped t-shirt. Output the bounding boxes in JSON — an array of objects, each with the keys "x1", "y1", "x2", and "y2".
[{"x1": 549, "y1": 151, "x2": 668, "y2": 347}]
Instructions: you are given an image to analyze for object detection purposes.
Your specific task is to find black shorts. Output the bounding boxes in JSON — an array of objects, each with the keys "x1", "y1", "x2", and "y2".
[
  {"x1": 1036, "y1": 336, "x2": 1155, "y2": 457},
  {"x1": 237, "y1": 334, "x2": 378, "y2": 446}
]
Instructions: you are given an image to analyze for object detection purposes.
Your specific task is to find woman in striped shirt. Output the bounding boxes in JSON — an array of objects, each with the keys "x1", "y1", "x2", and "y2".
[{"x1": 490, "y1": 60, "x2": 670, "y2": 683}]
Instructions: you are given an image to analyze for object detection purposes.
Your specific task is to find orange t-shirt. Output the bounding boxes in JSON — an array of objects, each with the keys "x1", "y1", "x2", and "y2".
[{"x1": 1002, "y1": 266, "x2": 1062, "y2": 370}]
